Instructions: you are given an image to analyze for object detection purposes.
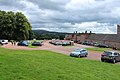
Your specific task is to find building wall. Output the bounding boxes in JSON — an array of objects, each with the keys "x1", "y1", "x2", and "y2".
[
  {"x1": 79, "y1": 35, "x2": 87, "y2": 42},
  {"x1": 87, "y1": 39, "x2": 120, "y2": 49},
  {"x1": 104, "y1": 41, "x2": 120, "y2": 48},
  {"x1": 78, "y1": 34, "x2": 90, "y2": 42},
  {"x1": 86, "y1": 39, "x2": 104, "y2": 43},
  {"x1": 73, "y1": 34, "x2": 77, "y2": 42},
  {"x1": 117, "y1": 25, "x2": 120, "y2": 34},
  {"x1": 65, "y1": 34, "x2": 73, "y2": 40}
]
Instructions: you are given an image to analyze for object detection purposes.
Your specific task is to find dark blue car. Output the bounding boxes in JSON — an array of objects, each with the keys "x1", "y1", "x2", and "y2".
[
  {"x1": 18, "y1": 41, "x2": 28, "y2": 46},
  {"x1": 32, "y1": 42, "x2": 42, "y2": 46}
]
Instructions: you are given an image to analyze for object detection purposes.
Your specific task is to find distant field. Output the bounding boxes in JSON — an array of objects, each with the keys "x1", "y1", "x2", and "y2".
[{"x1": 0, "y1": 48, "x2": 120, "y2": 80}]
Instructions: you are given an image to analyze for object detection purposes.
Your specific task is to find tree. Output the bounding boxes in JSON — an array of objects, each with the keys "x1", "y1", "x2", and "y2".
[{"x1": 0, "y1": 10, "x2": 33, "y2": 40}]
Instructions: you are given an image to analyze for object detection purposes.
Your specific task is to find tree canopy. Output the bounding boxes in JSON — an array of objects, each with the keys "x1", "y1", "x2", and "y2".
[{"x1": 0, "y1": 10, "x2": 33, "y2": 41}]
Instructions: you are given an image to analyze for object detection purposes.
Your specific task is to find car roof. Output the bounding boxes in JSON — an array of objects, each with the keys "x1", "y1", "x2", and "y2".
[
  {"x1": 104, "y1": 51, "x2": 119, "y2": 53},
  {"x1": 74, "y1": 48, "x2": 86, "y2": 51}
]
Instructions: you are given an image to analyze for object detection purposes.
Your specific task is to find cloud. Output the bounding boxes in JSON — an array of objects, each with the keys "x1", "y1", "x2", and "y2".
[{"x1": 0, "y1": 0, "x2": 120, "y2": 34}]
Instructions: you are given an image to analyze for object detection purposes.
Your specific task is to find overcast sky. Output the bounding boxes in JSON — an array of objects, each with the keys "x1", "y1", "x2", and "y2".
[{"x1": 0, "y1": 0, "x2": 120, "y2": 34}]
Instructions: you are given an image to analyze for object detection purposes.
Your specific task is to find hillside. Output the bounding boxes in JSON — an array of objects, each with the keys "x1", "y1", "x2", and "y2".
[
  {"x1": 0, "y1": 48, "x2": 120, "y2": 80},
  {"x1": 32, "y1": 30, "x2": 72, "y2": 35},
  {"x1": 32, "y1": 30, "x2": 72, "y2": 40}
]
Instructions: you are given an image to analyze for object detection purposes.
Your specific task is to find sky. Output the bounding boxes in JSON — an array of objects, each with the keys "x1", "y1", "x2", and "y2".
[{"x1": 0, "y1": 0, "x2": 120, "y2": 34}]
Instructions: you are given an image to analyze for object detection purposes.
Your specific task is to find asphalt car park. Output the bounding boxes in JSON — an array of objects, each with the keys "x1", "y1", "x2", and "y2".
[
  {"x1": 1, "y1": 40, "x2": 120, "y2": 64},
  {"x1": 49, "y1": 40, "x2": 74, "y2": 46}
]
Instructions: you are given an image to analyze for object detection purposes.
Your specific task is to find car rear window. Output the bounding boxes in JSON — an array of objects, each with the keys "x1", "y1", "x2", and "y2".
[
  {"x1": 114, "y1": 53, "x2": 119, "y2": 55},
  {"x1": 103, "y1": 51, "x2": 112, "y2": 55}
]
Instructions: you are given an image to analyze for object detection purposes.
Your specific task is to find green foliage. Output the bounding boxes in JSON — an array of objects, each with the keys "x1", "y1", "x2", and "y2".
[
  {"x1": 34, "y1": 33, "x2": 65, "y2": 40},
  {"x1": 0, "y1": 48, "x2": 120, "y2": 80},
  {"x1": 0, "y1": 10, "x2": 33, "y2": 40}
]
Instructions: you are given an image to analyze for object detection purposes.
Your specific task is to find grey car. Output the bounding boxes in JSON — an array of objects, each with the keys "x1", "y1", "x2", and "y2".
[
  {"x1": 101, "y1": 51, "x2": 120, "y2": 63},
  {"x1": 70, "y1": 48, "x2": 88, "y2": 58}
]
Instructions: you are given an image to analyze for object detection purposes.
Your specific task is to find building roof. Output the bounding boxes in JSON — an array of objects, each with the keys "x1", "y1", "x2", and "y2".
[{"x1": 87, "y1": 34, "x2": 120, "y2": 43}]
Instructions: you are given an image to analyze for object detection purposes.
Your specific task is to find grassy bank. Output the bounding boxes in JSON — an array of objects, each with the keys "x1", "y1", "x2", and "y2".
[
  {"x1": 86, "y1": 48, "x2": 112, "y2": 52},
  {"x1": 0, "y1": 48, "x2": 120, "y2": 80}
]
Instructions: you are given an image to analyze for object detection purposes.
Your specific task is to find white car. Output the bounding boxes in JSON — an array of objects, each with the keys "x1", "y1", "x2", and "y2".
[
  {"x1": 70, "y1": 48, "x2": 88, "y2": 58},
  {"x1": 0, "y1": 39, "x2": 8, "y2": 44}
]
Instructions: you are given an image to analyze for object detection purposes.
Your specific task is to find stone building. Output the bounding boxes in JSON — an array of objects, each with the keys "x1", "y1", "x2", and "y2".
[
  {"x1": 65, "y1": 25, "x2": 120, "y2": 49},
  {"x1": 65, "y1": 34, "x2": 73, "y2": 40},
  {"x1": 117, "y1": 24, "x2": 120, "y2": 34},
  {"x1": 87, "y1": 34, "x2": 120, "y2": 48},
  {"x1": 86, "y1": 25, "x2": 120, "y2": 48}
]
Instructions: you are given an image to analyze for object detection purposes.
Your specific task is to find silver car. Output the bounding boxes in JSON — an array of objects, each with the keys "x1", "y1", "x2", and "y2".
[{"x1": 70, "y1": 48, "x2": 88, "y2": 58}]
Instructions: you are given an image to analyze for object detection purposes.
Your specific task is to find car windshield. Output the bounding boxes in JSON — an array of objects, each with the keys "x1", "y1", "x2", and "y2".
[
  {"x1": 103, "y1": 51, "x2": 112, "y2": 55},
  {"x1": 73, "y1": 49, "x2": 81, "y2": 52},
  {"x1": 23, "y1": 41, "x2": 28, "y2": 44}
]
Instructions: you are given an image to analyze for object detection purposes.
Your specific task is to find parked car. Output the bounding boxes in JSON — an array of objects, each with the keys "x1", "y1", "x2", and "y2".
[
  {"x1": 77, "y1": 41, "x2": 82, "y2": 44},
  {"x1": 54, "y1": 41, "x2": 63, "y2": 45},
  {"x1": 32, "y1": 42, "x2": 42, "y2": 46},
  {"x1": 81, "y1": 42, "x2": 88, "y2": 45},
  {"x1": 17, "y1": 41, "x2": 28, "y2": 46},
  {"x1": 81, "y1": 42, "x2": 91, "y2": 46},
  {"x1": 70, "y1": 48, "x2": 88, "y2": 58},
  {"x1": 98, "y1": 44, "x2": 109, "y2": 48},
  {"x1": 89, "y1": 42, "x2": 97, "y2": 46},
  {"x1": 101, "y1": 51, "x2": 120, "y2": 63},
  {"x1": 0, "y1": 39, "x2": 8, "y2": 44},
  {"x1": 94, "y1": 43, "x2": 109, "y2": 48},
  {"x1": 62, "y1": 41, "x2": 71, "y2": 46},
  {"x1": 0, "y1": 42, "x2": 3, "y2": 46}
]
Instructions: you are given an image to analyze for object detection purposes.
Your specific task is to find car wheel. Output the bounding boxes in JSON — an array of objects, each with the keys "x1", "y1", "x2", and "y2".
[
  {"x1": 101, "y1": 59, "x2": 105, "y2": 62},
  {"x1": 112, "y1": 59, "x2": 116, "y2": 64},
  {"x1": 85, "y1": 55, "x2": 87, "y2": 57},
  {"x1": 78, "y1": 54, "x2": 81, "y2": 58}
]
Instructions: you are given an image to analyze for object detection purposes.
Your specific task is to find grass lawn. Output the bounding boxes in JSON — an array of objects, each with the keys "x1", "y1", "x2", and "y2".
[
  {"x1": 64, "y1": 46, "x2": 74, "y2": 48},
  {"x1": 0, "y1": 48, "x2": 120, "y2": 80},
  {"x1": 28, "y1": 44, "x2": 38, "y2": 48},
  {"x1": 86, "y1": 48, "x2": 112, "y2": 52}
]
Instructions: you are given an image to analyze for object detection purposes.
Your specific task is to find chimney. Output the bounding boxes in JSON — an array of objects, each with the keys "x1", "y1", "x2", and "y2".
[
  {"x1": 117, "y1": 24, "x2": 120, "y2": 34},
  {"x1": 76, "y1": 31, "x2": 77, "y2": 34},
  {"x1": 74, "y1": 31, "x2": 75, "y2": 34},
  {"x1": 90, "y1": 31, "x2": 92, "y2": 34}
]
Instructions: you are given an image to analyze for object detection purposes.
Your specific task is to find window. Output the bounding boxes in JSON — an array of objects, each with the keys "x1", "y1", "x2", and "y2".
[
  {"x1": 103, "y1": 51, "x2": 112, "y2": 55},
  {"x1": 114, "y1": 53, "x2": 119, "y2": 55},
  {"x1": 82, "y1": 50, "x2": 86, "y2": 52}
]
